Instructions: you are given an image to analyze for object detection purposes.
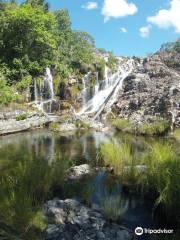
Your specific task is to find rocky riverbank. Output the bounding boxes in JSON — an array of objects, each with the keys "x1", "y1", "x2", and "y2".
[
  {"x1": 0, "y1": 110, "x2": 52, "y2": 135},
  {"x1": 44, "y1": 199, "x2": 135, "y2": 240}
]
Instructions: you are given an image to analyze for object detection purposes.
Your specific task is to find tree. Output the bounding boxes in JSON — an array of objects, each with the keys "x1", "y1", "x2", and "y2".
[
  {"x1": 25, "y1": 0, "x2": 49, "y2": 12},
  {"x1": 0, "y1": 4, "x2": 57, "y2": 81}
]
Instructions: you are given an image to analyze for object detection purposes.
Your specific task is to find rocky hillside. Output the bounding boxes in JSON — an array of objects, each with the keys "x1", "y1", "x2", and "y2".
[{"x1": 112, "y1": 41, "x2": 180, "y2": 127}]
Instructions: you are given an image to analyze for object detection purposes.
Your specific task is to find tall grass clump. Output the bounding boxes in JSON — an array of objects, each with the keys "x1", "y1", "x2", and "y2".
[
  {"x1": 143, "y1": 143, "x2": 180, "y2": 223},
  {"x1": 138, "y1": 119, "x2": 170, "y2": 136},
  {"x1": 100, "y1": 139, "x2": 180, "y2": 225},
  {"x1": 112, "y1": 119, "x2": 133, "y2": 132},
  {"x1": 100, "y1": 141, "x2": 132, "y2": 176},
  {"x1": 100, "y1": 141, "x2": 145, "y2": 187},
  {"x1": 0, "y1": 155, "x2": 72, "y2": 239}
]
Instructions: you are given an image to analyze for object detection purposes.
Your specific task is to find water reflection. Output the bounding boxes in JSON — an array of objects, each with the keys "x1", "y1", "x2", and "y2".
[{"x1": 0, "y1": 129, "x2": 179, "y2": 240}]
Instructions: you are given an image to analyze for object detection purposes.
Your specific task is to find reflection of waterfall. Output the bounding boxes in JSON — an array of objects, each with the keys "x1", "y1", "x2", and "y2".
[
  {"x1": 77, "y1": 59, "x2": 134, "y2": 120},
  {"x1": 34, "y1": 67, "x2": 55, "y2": 114}
]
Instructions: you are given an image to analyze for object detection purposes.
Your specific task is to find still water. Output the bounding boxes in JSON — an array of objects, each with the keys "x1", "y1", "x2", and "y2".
[{"x1": 0, "y1": 129, "x2": 178, "y2": 239}]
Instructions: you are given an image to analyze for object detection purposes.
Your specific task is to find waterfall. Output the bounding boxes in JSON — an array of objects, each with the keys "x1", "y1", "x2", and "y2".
[
  {"x1": 34, "y1": 78, "x2": 38, "y2": 102},
  {"x1": 76, "y1": 59, "x2": 134, "y2": 120},
  {"x1": 44, "y1": 67, "x2": 54, "y2": 100},
  {"x1": 34, "y1": 67, "x2": 55, "y2": 114},
  {"x1": 81, "y1": 72, "x2": 91, "y2": 107}
]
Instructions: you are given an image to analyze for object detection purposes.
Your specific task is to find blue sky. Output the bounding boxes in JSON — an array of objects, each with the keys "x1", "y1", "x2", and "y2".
[{"x1": 18, "y1": 0, "x2": 180, "y2": 56}]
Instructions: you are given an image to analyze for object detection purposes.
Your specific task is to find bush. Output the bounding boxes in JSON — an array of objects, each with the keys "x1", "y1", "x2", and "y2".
[
  {"x1": 16, "y1": 75, "x2": 32, "y2": 92},
  {"x1": 16, "y1": 113, "x2": 28, "y2": 121},
  {"x1": 0, "y1": 76, "x2": 19, "y2": 106}
]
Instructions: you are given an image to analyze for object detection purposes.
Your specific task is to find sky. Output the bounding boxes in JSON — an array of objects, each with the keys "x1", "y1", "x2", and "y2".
[{"x1": 18, "y1": 0, "x2": 180, "y2": 57}]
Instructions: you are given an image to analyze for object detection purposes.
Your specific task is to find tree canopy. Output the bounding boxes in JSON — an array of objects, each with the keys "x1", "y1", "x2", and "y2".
[{"x1": 0, "y1": 0, "x2": 96, "y2": 84}]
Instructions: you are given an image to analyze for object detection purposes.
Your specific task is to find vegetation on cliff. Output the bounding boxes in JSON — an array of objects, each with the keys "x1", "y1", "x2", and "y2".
[{"x1": 0, "y1": 0, "x2": 117, "y2": 106}]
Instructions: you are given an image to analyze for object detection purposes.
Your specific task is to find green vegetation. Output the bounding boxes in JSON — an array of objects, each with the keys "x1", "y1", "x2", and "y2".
[
  {"x1": 112, "y1": 118, "x2": 170, "y2": 136},
  {"x1": 75, "y1": 119, "x2": 91, "y2": 129},
  {"x1": 0, "y1": 73, "x2": 20, "y2": 106},
  {"x1": 0, "y1": 0, "x2": 116, "y2": 106},
  {"x1": 137, "y1": 119, "x2": 170, "y2": 136},
  {"x1": 49, "y1": 122, "x2": 60, "y2": 131},
  {"x1": 16, "y1": 112, "x2": 28, "y2": 121},
  {"x1": 99, "y1": 139, "x2": 180, "y2": 224},
  {"x1": 173, "y1": 128, "x2": 180, "y2": 140},
  {"x1": 100, "y1": 195, "x2": 127, "y2": 222},
  {"x1": 0, "y1": 153, "x2": 72, "y2": 239},
  {"x1": 112, "y1": 119, "x2": 133, "y2": 132}
]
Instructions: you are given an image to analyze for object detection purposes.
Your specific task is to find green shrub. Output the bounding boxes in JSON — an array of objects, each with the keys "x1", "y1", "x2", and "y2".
[
  {"x1": 49, "y1": 122, "x2": 60, "y2": 131},
  {"x1": 16, "y1": 113, "x2": 28, "y2": 121},
  {"x1": 0, "y1": 77, "x2": 20, "y2": 106},
  {"x1": 173, "y1": 128, "x2": 180, "y2": 140},
  {"x1": 16, "y1": 75, "x2": 32, "y2": 92},
  {"x1": 138, "y1": 119, "x2": 170, "y2": 136}
]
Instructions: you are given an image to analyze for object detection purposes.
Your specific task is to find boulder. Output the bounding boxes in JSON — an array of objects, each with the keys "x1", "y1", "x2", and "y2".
[{"x1": 44, "y1": 199, "x2": 135, "y2": 240}]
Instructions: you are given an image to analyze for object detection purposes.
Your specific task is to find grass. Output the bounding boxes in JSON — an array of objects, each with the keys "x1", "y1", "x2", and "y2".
[
  {"x1": 173, "y1": 128, "x2": 180, "y2": 140},
  {"x1": 100, "y1": 195, "x2": 128, "y2": 222},
  {"x1": 137, "y1": 119, "x2": 170, "y2": 136},
  {"x1": 0, "y1": 154, "x2": 72, "y2": 239},
  {"x1": 100, "y1": 141, "x2": 133, "y2": 177},
  {"x1": 112, "y1": 119, "x2": 133, "y2": 132},
  {"x1": 99, "y1": 140, "x2": 180, "y2": 225},
  {"x1": 143, "y1": 143, "x2": 180, "y2": 222},
  {"x1": 112, "y1": 118, "x2": 171, "y2": 136}
]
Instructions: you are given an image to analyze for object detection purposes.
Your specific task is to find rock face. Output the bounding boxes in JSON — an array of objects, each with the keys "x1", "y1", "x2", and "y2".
[
  {"x1": 0, "y1": 111, "x2": 51, "y2": 135},
  {"x1": 113, "y1": 50, "x2": 180, "y2": 127},
  {"x1": 44, "y1": 199, "x2": 134, "y2": 240}
]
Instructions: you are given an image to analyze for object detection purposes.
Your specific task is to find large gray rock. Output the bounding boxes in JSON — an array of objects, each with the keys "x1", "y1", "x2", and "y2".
[
  {"x1": 44, "y1": 199, "x2": 135, "y2": 240},
  {"x1": 112, "y1": 52, "x2": 180, "y2": 127},
  {"x1": 68, "y1": 164, "x2": 92, "y2": 180},
  {"x1": 0, "y1": 112, "x2": 50, "y2": 135}
]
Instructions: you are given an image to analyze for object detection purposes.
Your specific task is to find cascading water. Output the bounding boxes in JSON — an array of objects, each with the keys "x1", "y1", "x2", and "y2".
[
  {"x1": 34, "y1": 67, "x2": 55, "y2": 114},
  {"x1": 45, "y1": 67, "x2": 54, "y2": 100},
  {"x1": 76, "y1": 59, "x2": 134, "y2": 120},
  {"x1": 81, "y1": 72, "x2": 91, "y2": 107}
]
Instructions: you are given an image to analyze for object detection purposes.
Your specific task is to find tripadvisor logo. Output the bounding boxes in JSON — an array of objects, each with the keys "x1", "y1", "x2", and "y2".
[
  {"x1": 135, "y1": 227, "x2": 174, "y2": 236},
  {"x1": 135, "y1": 227, "x2": 143, "y2": 236}
]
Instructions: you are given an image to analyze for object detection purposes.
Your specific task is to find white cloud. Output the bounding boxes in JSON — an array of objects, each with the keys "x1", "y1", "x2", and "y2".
[
  {"x1": 102, "y1": 0, "x2": 138, "y2": 22},
  {"x1": 139, "y1": 25, "x2": 151, "y2": 38},
  {"x1": 147, "y1": 0, "x2": 180, "y2": 33},
  {"x1": 82, "y1": 2, "x2": 98, "y2": 10},
  {"x1": 120, "y1": 27, "x2": 128, "y2": 33}
]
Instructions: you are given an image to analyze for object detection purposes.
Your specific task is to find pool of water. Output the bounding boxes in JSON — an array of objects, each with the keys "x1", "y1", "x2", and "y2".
[{"x1": 0, "y1": 129, "x2": 179, "y2": 239}]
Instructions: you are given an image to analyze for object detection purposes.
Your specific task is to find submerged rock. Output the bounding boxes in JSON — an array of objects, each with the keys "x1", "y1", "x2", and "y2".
[
  {"x1": 44, "y1": 199, "x2": 135, "y2": 240},
  {"x1": 68, "y1": 164, "x2": 92, "y2": 180}
]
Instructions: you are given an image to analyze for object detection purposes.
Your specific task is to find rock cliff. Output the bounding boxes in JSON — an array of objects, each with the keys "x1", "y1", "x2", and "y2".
[{"x1": 112, "y1": 43, "x2": 180, "y2": 127}]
